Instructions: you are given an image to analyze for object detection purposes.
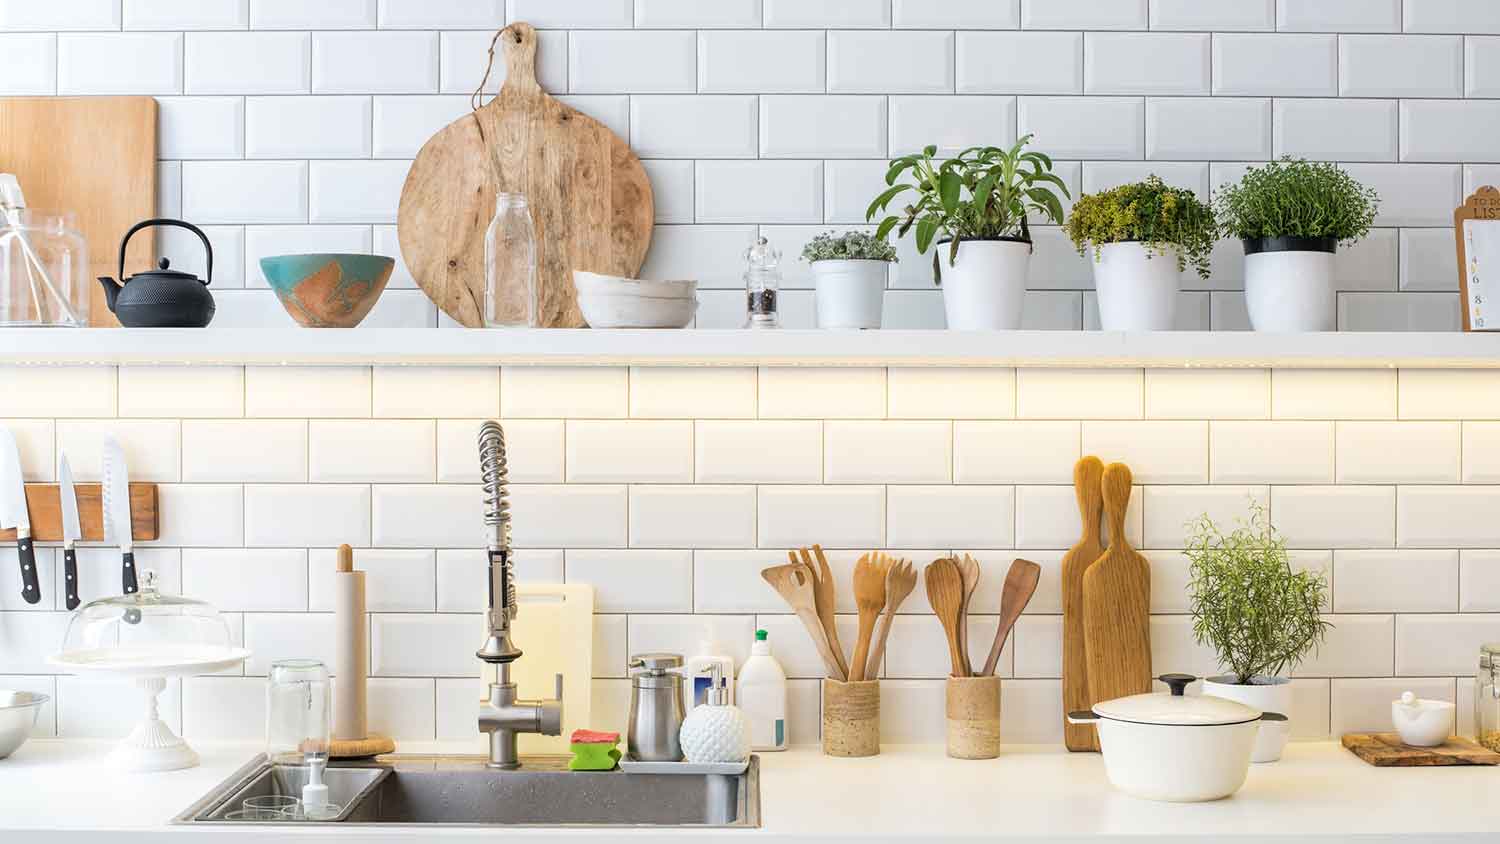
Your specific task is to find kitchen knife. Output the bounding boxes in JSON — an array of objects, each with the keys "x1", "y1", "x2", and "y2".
[
  {"x1": 0, "y1": 427, "x2": 40, "y2": 604},
  {"x1": 101, "y1": 436, "x2": 137, "y2": 597},
  {"x1": 57, "y1": 452, "x2": 82, "y2": 610}
]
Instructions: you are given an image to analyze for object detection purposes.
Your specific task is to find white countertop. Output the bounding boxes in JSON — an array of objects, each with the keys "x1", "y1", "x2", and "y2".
[
  {"x1": 3, "y1": 328, "x2": 1500, "y2": 368},
  {"x1": 2, "y1": 739, "x2": 1498, "y2": 842}
]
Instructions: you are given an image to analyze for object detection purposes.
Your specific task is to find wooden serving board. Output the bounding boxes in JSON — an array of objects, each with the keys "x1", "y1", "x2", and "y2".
[
  {"x1": 0, "y1": 97, "x2": 158, "y2": 327},
  {"x1": 1081, "y1": 462, "x2": 1152, "y2": 714},
  {"x1": 1342, "y1": 733, "x2": 1500, "y2": 766},
  {"x1": 398, "y1": 22, "x2": 654, "y2": 328},
  {"x1": 1062, "y1": 456, "x2": 1105, "y2": 752},
  {"x1": 0, "y1": 483, "x2": 158, "y2": 542}
]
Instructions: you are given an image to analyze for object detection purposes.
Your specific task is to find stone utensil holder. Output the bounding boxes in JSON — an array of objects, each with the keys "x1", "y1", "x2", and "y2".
[
  {"x1": 946, "y1": 675, "x2": 1001, "y2": 760},
  {"x1": 822, "y1": 678, "x2": 880, "y2": 757}
]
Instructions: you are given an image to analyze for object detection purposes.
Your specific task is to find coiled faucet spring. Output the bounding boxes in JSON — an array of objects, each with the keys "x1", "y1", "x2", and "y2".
[{"x1": 476, "y1": 421, "x2": 519, "y2": 663}]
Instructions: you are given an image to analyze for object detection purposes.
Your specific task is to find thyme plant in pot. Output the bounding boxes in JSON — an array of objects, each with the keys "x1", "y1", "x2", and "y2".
[
  {"x1": 1214, "y1": 158, "x2": 1380, "y2": 332},
  {"x1": 865, "y1": 135, "x2": 1069, "y2": 329},
  {"x1": 1064, "y1": 176, "x2": 1215, "y2": 331},
  {"x1": 1185, "y1": 505, "x2": 1331, "y2": 763},
  {"x1": 800, "y1": 231, "x2": 898, "y2": 329}
]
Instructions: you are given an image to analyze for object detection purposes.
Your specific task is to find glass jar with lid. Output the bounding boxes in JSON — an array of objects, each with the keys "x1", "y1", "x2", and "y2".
[
  {"x1": 1477, "y1": 644, "x2": 1500, "y2": 751},
  {"x1": 0, "y1": 208, "x2": 89, "y2": 326}
]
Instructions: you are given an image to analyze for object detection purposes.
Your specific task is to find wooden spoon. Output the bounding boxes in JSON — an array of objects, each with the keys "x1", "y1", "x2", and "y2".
[
  {"x1": 924, "y1": 557, "x2": 968, "y2": 678},
  {"x1": 955, "y1": 554, "x2": 980, "y2": 676},
  {"x1": 981, "y1": 558, "x2": 1042, "y2": 677},
  {"x1": 865, "y1": 558, "x2": 915, "y2": 681},
  {"x1": 801, "y1": 545, "x2": 850, "y2": 682},
  {"x1": 848, "y1": 553, "x2": 889, "y2": 682},
  {"x1": 762, "y1": 562, "x2": 845, "y2": 680}
]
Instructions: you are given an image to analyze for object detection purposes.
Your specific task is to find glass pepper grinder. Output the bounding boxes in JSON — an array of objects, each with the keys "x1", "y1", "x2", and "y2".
[
  {"x1": 743, "y1": 236, "x2": 781, "y2": 329},
  {"x1": 1477, "y1": 643, "x2": 1500, "y2": 751}
]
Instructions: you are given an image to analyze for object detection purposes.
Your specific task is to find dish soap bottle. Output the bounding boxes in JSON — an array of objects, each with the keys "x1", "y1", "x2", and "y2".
[
  {"x1": 686, "y1": 627, "x2": 734, "y2": 708},
  {"x1": 738, "y1": 629, "x2": 787, "y2": 752},
  {"x1": 679, "y1": 663, "x2": 750, "y2": 764}
]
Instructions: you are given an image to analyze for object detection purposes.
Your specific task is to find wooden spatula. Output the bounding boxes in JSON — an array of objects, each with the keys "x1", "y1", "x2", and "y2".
[
  {"x1": 1082, "y1": 463, "x2": 1152, "y2": 717},
  {"x1": 801, "y1": 545, "x2": 850, "y2": 682},
  {"x1": 955, "y1": 553, "x2": 980, "y2": 676},
  {"x1": 848, "y1": 553, "x2": 890, "y2": 682},
  {"x1": 865, "y1": 557, "x2": 915, "y2": 680},
  {"x1": 924, "y1": 557, "x2": 968, "y2": 678},
  {"x1": 981, "y1": 558, "x2": 1042, "y2": 677},
  {"x1": 762, "y1": 562, "x2": 845, "y2": 680},
  {"x1": 1062, "y1": 455, "x2": 1107, "y2": 751}
]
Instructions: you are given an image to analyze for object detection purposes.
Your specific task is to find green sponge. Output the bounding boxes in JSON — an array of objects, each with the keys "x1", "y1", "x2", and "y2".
[{"x1": 568, "y1": 729, "x2": 621, "y2": 771}]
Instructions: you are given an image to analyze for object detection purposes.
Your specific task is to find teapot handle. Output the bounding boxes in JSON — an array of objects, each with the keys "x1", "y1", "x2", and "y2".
[{"x1": 117, "y1": 218, "x2": 213, "y2": 286}]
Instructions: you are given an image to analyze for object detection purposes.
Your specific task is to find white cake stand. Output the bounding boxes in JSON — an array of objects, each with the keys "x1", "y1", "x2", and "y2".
[{"x1": 50, "y1": 645, "x2": 251, "y2": 772}]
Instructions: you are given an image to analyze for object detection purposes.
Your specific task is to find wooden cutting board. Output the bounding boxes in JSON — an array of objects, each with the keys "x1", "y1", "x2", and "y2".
[
  {"x1": 1342, "y1": 733, "x2": 1500, "y2": 766},
  {"x1": 1062, "y1": 456, "x2": 1105, "y2": 752},
  {"x1": 478, "y1": 582, "x2": 594, "y2": 754},
  {"x1": 398, "y1": 22, "x2": 653, "y2": 328},
  {"x1": 1082, "y1": 462, "x2": 1152, "y2": 714},
  {"x1": 0, "y1": 97, "x2": 158, "y2": 327}
]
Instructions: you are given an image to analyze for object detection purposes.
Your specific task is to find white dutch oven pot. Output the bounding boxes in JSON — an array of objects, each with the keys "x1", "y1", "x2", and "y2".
[{"x1": 1068, "y1": 673, "x2": 1288, "y2": 803}]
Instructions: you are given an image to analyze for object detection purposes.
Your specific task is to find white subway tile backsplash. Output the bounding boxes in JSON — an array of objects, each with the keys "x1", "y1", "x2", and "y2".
[
  {"x1": 125, "y1": 0, "x2": 247, "y2": 29},
  {"x1": 1212, "y1": 34, "x2": 1337, "y2": 96},
  {"x1": 1145, "y1": 97, "x2": 1271, "y2": 161},
  {"x1": 1342, "y1": 164, "x2": 1462, "y2": 228},
  {"x1": 695, "y1": 420, "x2": 821, "y2": 484},
  {"x1": 631, "y1": 96, "x2": 757, "y2": 159},
  {"x1": 1405, "y1": 1, "x2": 1500, "y2": 34},
  {"x1": 184, "y1": 32, "x2": 306, "y2": 94},
  {"x1": 245, "y1": 96, "x2": 371, "y2": 159},
  {"x1": 371, "y1": 484, "x2": 482, "y2": 548},
  {"x1": 1210, "y1": 421, "x2": 1334, "y2": 483},
  {"x1": 1017, "y1": 97, "x2": 1145, "y2": 160},
  {"x1": 154, "y1": 484, "x2": 244, "y2": 547},
  {"x1": 118, "y1": 366, "x2": 242, "y2": 418},
  {"x1": 888, "y1": 486, "x2": 1014, "y2": 549},
  {"x1": 501, "y1": 367, "x2": 626, "y2": 418},
  {"x1": 886, "y1": 369, "x2": 1016, "y2": 420},
  {"x1": 511, "y1": 485, "x2": 628, "y2": 548},
  {"x1": 693, "y1": 551, "x2": 785, "y2": 613},
  {"x1": 56, "y1": 420, "x2": 180, "y2": 482},
  {"x1": 759, "y1": 367, "x2": 885, "y2": 419},
  {"x1": 182, "y1": 420, "x2": 305, "y2": 482},
  {"x1": 1016, "y1": 369, "x2": 1142, "y2": 419},
  {"x1": 1334, "y1": 549, "x2": 1458, "y2": 613},
  {"x1": 956, "y1": 32, "x2": 1082, "y2": 94},
  {"x1": 1398, "y1": 229, "x2": 1458, "y2": 292},
  {"x1": 308, "y1": 548, "x2": 434, "y2": 612},
  {"x1": 59, "y1": 676, "x2": 181, "y2": 738},
  {"x1": 1468, "y1": 36, "x2": 1500, "y2": 96},
  {"x1": 639, "y1": 160, "x2": 694, "y2": 225},
  {"x1": 762, "y1": 96, "x2": 887, "y2": 159},
  {"x1": 1279, "y1": 0, "x2": 1400, "y2": 33},
  {"x1": 309, "y1": 160, "x2": 410, "y2": 224},
  {"x1": 245, "y1": 484, "x2": 372, "y2": 548},
  {"x1": 156, "y1": 97, "x2": 244, "y2": 160},
  {"x1": 1400, "y1": 370, "x2": 1500, "y2": 419},
  {"x1": 1339, "y1": 35, "x2": 1463, "y2": 97},
  {"x1": 0, "y1": 367, "x2": 114, "y2": 418},
  {"x1": 182, "y1": 161, "x2": 308, "y2": 225},
  {"x1": 310, "y1": 420, "x2": 434, "y2": 483},
  {"x1": 1142, "y1": 485, "x2": 1267, "y2": 549},
  {"x1": 371, "y1": 95, "x2": 467, "y2": 158},
  {"x1": 1085, "y1": 33, "x2": 1210, "y2": 95},
  {"x1": 696, "y1": 30, "x2": 825, "y2": 94},
  {"x1": 372, "y1": 367, "x2": 498, "y2": 419},
  {"x1": 251, "y1": 0, "x2": 376, "y2": 28},
  {"x1": 828, "y1": 31, "x2": 955, "y2": 94},
  {"x1": 632, "y1": 368, "x2": 755, "y2": 419},
  {"x1": 0, "y1": 0, "x2": 119, "y2": 29},
  {"x1": 313, "y1": 31, "x2": 438, "y2": 94},
  {"x1": 639, "y1": 225, "x2": 757, "y2": 289},
  {"x1": 893, "y1": 0, "x2": 1017, "y2": 28},
  {"x1": 0, "y1": 34, "x2": 56, "y2": 94},
  {"x1": 635, "y1": 0, "x2": 761, "y2": 28},
  {"x1": 1402, "y1": 101, "x2": 1500, "y2": 163},
  {"x1": 1022, "y1": 0, "x2": 1145, "y2": 30},
  {"x1": 1335, "y1": 421, "x2": 1460, "y2": 483},
  {"x1": 1144, "y1": 369, "x2": 1268, "y2": 419},
  {"x1": 1271, "y1": 486, "x2": 1395, "y2": 548},
  {"x1": 567, "y1": 550, "x2": 692, "y2": 612},
  {"x1": 1398, "y1": 486, "x2": 1500, "y2": 548},
  {"x1": 954, "y1": 421, "x2": 1078, "y2": 484},
  {"x1": 59, "y1": 33, "x2": 183, "y2": 94},
  {"x1": 695, "y1": 160, "x2": 823, "y2": 224},
  {"x1": 371, "y1": 614, "x2": 478, "y2": 677},
  {"x1": 1396, "y1": 614, "x2": 1500, "y2": 676},
  {"x1": 441, "y1": 29, "x2": 567, "y2": 95},
  {"x1": 183, "y1": 549, "x2": 307, "y2": 612},
  {"x1": 571, "y1": 30, "x2": 696, "y2": 93},
  {"x1": 0, "y1": 420, "x2": 52, "y2": 483},
  {"x1": 1014, "y1": 484, "x2": 1143, "y2": 549},
  {"x1": 630, "y1": 485, "x2": 756, "y2": 549},
  {"x1": 566, "y1": 421, "x2": 693, "y2": 483},
  {"x1": 246, "y1": 366, "x2": 370, "y2": 417},
  {"x1": 1273, "y1": 369, "x2": 1396, "y2": 420},
  {"x1": 1153, "y1": 0, "x2": 1273, "y2": 30},
  {"x1": 508, "y1": 0, "x2": 629, "y2": 27},
  {"x1": 823, "y1": 421, "x2": 951, "y2": 484},
  {"x1": 758, "y1": 486, "x2": 884, "y2": 549},
  {"x1": 1463, "y1": 423, "x2": 1500, "y2": 483},
  {"x1": 1080, "y1": 421, "x2": 1207, "y2": 484},
  {"x1": 1274, "y1": 99, "x2": 1397, "y2": 162},
  {"x1": 381, "y1": 0, "x2": 502, "y2": 28},
  {"x1": 888, "y1": 96, "x2": 1017, "y2": 158}
]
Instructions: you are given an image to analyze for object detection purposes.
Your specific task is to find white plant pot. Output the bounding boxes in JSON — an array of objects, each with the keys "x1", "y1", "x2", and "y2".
[
  {"x1": 940, "y1": 239, "x2": 1030, "y2": 330},
  {"x1": 1202, "y1": 675, "x2": 1293, "y2": 763},
  {"x1": 1092, "y1": 242, "x2": 1180, "y2": 331},
  {"x1": 811, "y1": 260, "x2": 887, "y2": 329},
  {"x1": 1244, "y1": 242, "x2": 1336, "y2": 332}
]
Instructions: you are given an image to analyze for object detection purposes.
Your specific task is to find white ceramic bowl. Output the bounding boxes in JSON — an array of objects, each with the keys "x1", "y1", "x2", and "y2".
[
  {"x1": 1391, "y1": 692, "x2": 1455, "y2": 747},
  {"x1": 573, "y1": 271, "x2": 697, "y2": 300},
  {"x1": 578, "y1": 293, "x2": 697, "y2": 329},
  {"x1": 0, "y1": 690, "x2": 49, "y2": 759}
]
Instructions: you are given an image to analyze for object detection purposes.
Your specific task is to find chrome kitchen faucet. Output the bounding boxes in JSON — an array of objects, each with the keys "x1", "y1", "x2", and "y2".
[{"x1": 475, "y1": 421, "x2": 562, "y2": 769}]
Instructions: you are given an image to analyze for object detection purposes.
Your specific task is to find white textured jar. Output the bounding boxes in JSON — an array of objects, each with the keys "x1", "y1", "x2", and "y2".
[
  {"x1": 939, "y1": 239, "x2": 1030, "y2": 330},
  {"x1": 810, "y1": 259, "x2": 887, "y2": 329},
  {"x1": 1202, "y1": 675, "x2": 1293, "y2": 763},
  {"x1": 1243, "y1": 237, "x2": 1337, "y2": 332},
  {"x1": 1092, "y1": 241, "x2": 1180, "y2": 331}
]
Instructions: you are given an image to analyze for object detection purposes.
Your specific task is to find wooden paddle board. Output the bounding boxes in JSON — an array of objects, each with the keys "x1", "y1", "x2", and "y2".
[
  {"x1": 1061, "y1": 456, "x2": 1105, "y2": 752},
  {"x1": 478, "y1": 582, "x2": 594, "y2": 754},
  {"x1": 1081, "y1": 462, "x2": 1152, "y2": 715},
  {"x1": 398, "y1": 22, "x2": 653, "y2": 328},
  {"x1": 0, "y1": 97, "x2": 158, "y2": 327}
]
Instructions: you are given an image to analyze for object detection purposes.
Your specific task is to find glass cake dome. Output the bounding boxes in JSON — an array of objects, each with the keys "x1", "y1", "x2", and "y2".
[{"x1": 54, "y1": 570, "x2": 246, "y2": 674}]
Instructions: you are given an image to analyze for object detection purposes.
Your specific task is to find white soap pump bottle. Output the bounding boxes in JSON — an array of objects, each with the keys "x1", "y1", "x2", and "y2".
[
  {"x1": 685, "y1": 627, "x2": 735, "y2": 708},
  {"x1": 737, "y1": 629, "x2": 788, "y2": 751},
  {"x1": 678, "y1": 663, "x2": 750, "y2": 765}
]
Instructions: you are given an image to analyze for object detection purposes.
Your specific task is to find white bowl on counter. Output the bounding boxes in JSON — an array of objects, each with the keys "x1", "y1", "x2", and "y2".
[
  {"x1": 0, "y1": 691, "x2": 49, "y2": 759},
  {"x1": 574, "y1": 271, "x2": 698, "y2": 329},
  {"x1": 1391, "y1": 691, "x2": 1455, "y2": 747}
]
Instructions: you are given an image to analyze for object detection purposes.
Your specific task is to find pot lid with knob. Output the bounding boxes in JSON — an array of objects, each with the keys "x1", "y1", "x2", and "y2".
[{"x1": 1086, "y1": 673, "x2": 1283, "y2": 727}]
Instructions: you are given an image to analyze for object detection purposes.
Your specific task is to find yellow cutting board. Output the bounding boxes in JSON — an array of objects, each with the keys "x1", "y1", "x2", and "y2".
[{"x1": 479, "y1": 582, "x2": 594, "y2": 754}]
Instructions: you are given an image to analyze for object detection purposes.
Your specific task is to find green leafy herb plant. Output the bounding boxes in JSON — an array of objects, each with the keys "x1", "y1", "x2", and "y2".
[
  {"x1": 1184, "y1": 504, "x2": 1332, "y2": 685},
  {"x1": 1062, "y1": 175, "x2": 1217, "y2": 279},
  {"x1": 1214, "y1": 157, "x2": 1380, "y2": 246},
  {"x1": 864, "y1": 135, "x2": 1069, "y2": 283},
  {"x1": 799, "y1": 230, "x2": 898, "y2": 264}
]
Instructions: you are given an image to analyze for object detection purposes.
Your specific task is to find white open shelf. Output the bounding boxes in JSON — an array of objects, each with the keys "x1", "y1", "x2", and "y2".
[{"x1": 1, "y1": 328, "x2": 1498, "y2": 368}]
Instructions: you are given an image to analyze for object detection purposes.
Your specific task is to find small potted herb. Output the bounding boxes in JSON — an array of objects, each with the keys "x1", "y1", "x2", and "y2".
[
  {"x1": 865, "y1": 135, "x2": 1069, "y2": 330},
  {"x1": 1185, "y1": 505, "x2": 1332, "y2": 763},
  {"x1": 800, "y1": 230, "x2": 898, "y2": 329},
  {"x1": 1063, "y1": 176, "x2": 1215, "y2": 331},
  {"x1": 1214, "y1": 158, "x2": 1380, "y2": 331}
]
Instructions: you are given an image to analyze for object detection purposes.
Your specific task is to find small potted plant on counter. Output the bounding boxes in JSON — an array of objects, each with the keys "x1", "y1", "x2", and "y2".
[
  {"x1": 1214, "y1": 157, "x2": 1380, "y2": 332},
  {"x1": 865, "y1": 135, "x2": 1069, "y2": 330},
  {"x1": 800, "y1": 230, "x2": 898, "y2": 329},
  {"x1": 1185, "y1": 504, "x2": 1332, "y2": 763},
  {"x1": 1063, "y1": 176, "x2": 1215, "y2": 331}
]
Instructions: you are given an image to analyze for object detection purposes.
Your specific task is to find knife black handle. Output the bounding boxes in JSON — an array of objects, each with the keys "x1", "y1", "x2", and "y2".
[
  {"x1": 122, "y1": 551, "x2": 137, "y2": 595},
  {"x1": 63, "y1": 547, "x2": 79, "y2": 611},
  {"x1": 16, "y1": 537, "x2": 40, "y2": 605}
]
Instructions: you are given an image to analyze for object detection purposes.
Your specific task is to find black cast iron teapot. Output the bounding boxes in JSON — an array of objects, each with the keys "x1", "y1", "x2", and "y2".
[{"x1": 98, "y1": 218, "x2": 216, "y2": 327}]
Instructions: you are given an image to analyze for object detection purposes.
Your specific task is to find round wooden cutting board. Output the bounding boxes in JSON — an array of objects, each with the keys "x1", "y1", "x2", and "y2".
[{"x1": 397, "y1": 22, "x2": 654, "y2": 328}]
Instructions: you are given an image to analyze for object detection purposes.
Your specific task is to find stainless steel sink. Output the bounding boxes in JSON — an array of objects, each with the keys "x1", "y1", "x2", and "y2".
[{"x1": 175, "y1": 754, "x2": 760, "y2": 828}]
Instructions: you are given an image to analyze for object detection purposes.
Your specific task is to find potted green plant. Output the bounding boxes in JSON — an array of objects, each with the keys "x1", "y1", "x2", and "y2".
[
  {"x1": 865, "y1": 135, "x2": 1069, "y2": 330},
  {"x1": 1185, "y1": 505, "x2": 1332, "y2": 763},
  {"x1": 1063, "y1": 176, "x2": 1215, "y2": 331},
  {"x1": 1214, "y1": 157, "x2": 1380, "y2": 332},
  {"x1": 800, "y1": 230, "x2": 898, "y2": 329}
]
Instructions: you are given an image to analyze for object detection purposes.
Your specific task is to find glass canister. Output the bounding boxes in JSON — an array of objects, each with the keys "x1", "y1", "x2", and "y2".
[
  {"x1": 266, "y1": 659, "x2": 332, "y2": 767},
  {"x1": 743, "y1": 236, "x2": 781, "y2": 329},
  {"x1": 0, "y1": 209, "x2": 89, "y2": 326},
  {"x1": 483, "y1": 192, "x2": 538, "y2": 328},
  {"x1": 1478, "y1": 644, "x2": 1500, "y2": 751}
]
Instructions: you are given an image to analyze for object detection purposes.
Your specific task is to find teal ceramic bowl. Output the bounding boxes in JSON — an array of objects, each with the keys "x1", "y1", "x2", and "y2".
[{"x1": 259, "y1": 253, "x2": 395, "y2": 328}]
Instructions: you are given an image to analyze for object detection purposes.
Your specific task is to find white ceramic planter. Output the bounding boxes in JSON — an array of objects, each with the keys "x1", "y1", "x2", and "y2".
[
  {"x1": 1202, "y1": 675, "x2": 1293, "y2": 763},
  {"x1": 940, "y1": 239, "x2": 1030, "y2": 330},
  {"x1": 1092, "y1": 242, "x2": 1180, "y2": 331},
  {"x1": 1243, "y1": 240, "x2": 1337, "y2": 332},
  {"x1": 811, "y1": 260, "x2": 887, "y2": 329}
]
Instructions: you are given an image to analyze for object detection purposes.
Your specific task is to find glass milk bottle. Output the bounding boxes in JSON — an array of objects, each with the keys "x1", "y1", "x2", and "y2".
[{"x1": 483, "y1": 192, "x2": 539, "y2": 327}]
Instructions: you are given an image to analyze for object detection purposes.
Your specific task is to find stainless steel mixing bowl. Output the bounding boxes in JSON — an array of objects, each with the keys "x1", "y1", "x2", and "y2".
[{"x1": 0, "y1": 691, "x2": 49, "y2": 759}]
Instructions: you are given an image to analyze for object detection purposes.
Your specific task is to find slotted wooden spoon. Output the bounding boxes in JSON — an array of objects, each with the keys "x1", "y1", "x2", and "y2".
[
  {"x1": 981, "y1": 558, "x2": 1042, "y2": 677},
  {"x1": 955, "y1": 553, "x2": 981, "y2": 676},
  {"x1": 924, "y1": 557, "x2": 968, "y2": 678},
  {"x1": 849, "y1": 553, "x2": 890, "y2": 682},
  {"x1": 799, "y1": 545, "x2": 849, "y2": 682},
  {"x1": 762, "y1": 562, "x2": 846, "y2": 680},
  {"x1": 865, "y1": 558, "x2": 915, "y2": 681}
]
